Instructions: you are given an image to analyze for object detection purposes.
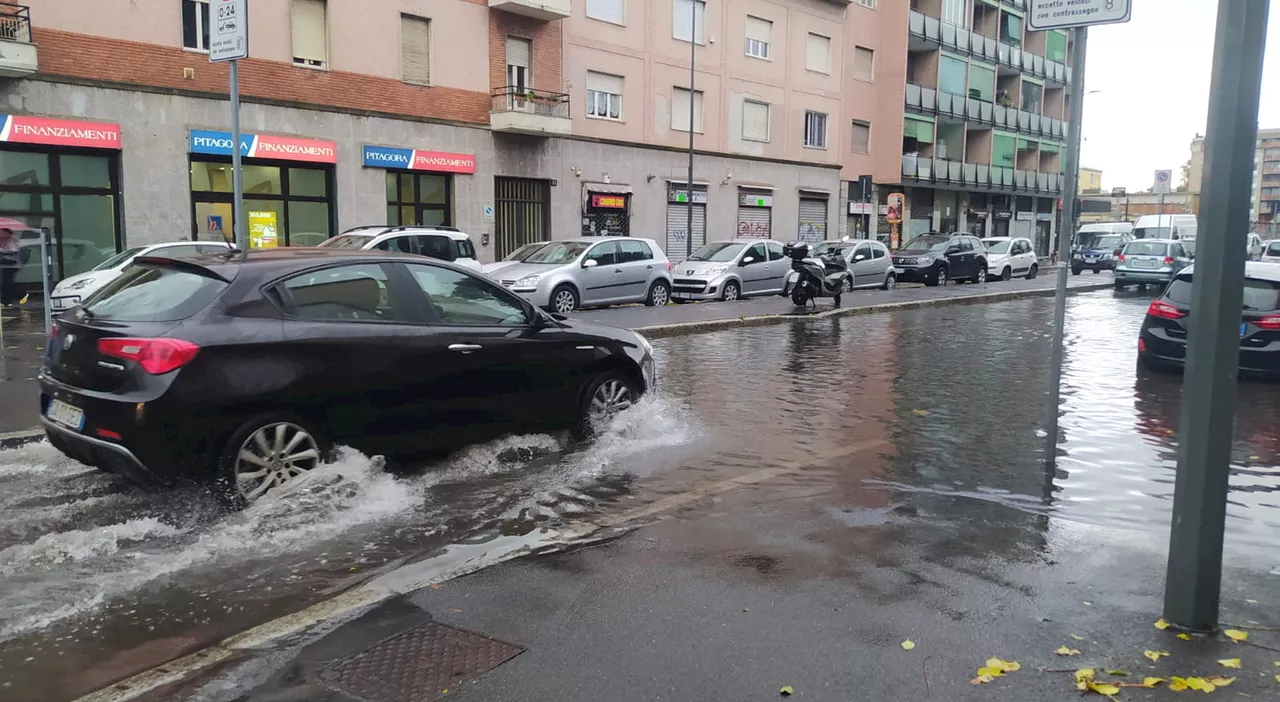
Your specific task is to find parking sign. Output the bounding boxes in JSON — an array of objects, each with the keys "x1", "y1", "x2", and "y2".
[
  {"x1": 1153, "y1": 169, "x2": 1172, "y2": 195},
  {"x1": 210, "y1": 0, "x2": 249, "y2": 63}
]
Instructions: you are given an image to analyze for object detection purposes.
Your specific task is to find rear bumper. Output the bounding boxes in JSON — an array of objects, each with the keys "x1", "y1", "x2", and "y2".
[
  {"x1": 1115, "y1": 268, "x2": 1174, "y2": 284},
  {"x1": 1140, "y1": 329, "x2": 1280, "y2": 376},
  {"x1": 41, "y1": 416, "x2": 161, "y2": 485}
]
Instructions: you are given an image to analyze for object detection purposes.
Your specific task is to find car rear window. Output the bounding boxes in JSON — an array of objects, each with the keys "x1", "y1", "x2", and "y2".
[
  {"x1": 83, "y1": 265, "x2": 228, "y2": 322},
  {"x1": 1166, "y1": 275, "x2": 1280, "y2": 311},
  {"x1": 1125, "y1": 241, "x2": 1169, "y2": 256},
  {"x1": 456, "y1": 238, "x2": 476, "y2": 260}
]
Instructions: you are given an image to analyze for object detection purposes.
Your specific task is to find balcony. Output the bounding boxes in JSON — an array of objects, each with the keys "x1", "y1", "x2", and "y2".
[
  {"x1": 490, "y1": 87, "x2": 571, "y2": 135},
  {"x1": 488, "y1": 0, "x2": 570, "y2": 20},
  {"x1": 0, "y1": 3, "x2": 36, "y2": 78},
  {"x1": 901, "y1": 155, "x2": 1062, "y2": 194},
  {"x1": 905, "y1": 85, "x2": 1067, "y2": 143},
  {"x1": 909, "y1": 10, "x2": 1069, "y2": 87}
]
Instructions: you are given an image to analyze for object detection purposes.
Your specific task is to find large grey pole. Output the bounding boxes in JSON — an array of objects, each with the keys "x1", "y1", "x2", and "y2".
[
  {"x1": 1044, "y1": 27, "x2": 1088, "y2": 462},
  {"x1": 1163, "y1": 0, "x2": 1269, "y2": 632},
  {"x1": 230, "y1": 60, "x2": 246, "y2": 251},
  {"x1": 686, "y1": 5, "x2": 696, "y2": 260}
]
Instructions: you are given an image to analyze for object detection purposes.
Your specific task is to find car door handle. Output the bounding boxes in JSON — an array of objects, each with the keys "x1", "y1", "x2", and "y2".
[
  {"x1": 646, "y1": 264, "x2": 654, "y2": 269},
  {"x1": 448, "y1": 344, "x2": 483, "y2": 354},
  {"x1": 614, "y1": 269, "x2": 623, "y2": 273}
]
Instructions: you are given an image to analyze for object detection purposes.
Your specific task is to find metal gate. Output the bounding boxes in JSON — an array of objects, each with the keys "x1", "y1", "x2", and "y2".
[
  {"x1": 665, "y1": 202, "x2": 706, "y2": 262},
  {"x1": 494, "y1": 177, "x2": 550, "y2": 260},
  {"x1": 736, "y1": 190, "x2": 772, "y2": 239},
  {"x1": 798, "y1": 198, "x2": 828, "y2": 243}
]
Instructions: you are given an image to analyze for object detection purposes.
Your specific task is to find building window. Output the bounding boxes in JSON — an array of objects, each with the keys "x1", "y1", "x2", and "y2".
[
  {"x1": 939, "y1": 54, "x2": 968, "y2": 97},
  {"x1": 290, "y1": 0, "x2": 328, "y2": 68},
  {"x1": 181, "y1": 0, "x2": 210, "y2": 52},
  {"x1": 586, "y1": 71, "x2": 624, "y2": 120},
  {"x1": 969, "y1": 62, "x2": 995, "y2": 101},
  {"x1": 851, "y1": 120, "x2": 870, "y2": 153},
  {"x1": 191, "y1": 160, "x2": 334, "y2": 246},
  {"x1": 854, "y1": 0, "x2": 875, "y2": 7},
  {"x1": 941, "y1": 0, "x2": 966, "y2": 27},
  {"x1": 1000, "y1": 11, "x2": 1023, "y2": 47},
  {"x1": 803, "y1": 111, "x2": 827, "y2": 149},
  {"x1": 401, "y1": 15, "x2": 431, "y2": 85},
  {"x1": 742, "y1": 100, "x2": 770, "y2": 142},
  {"x1": 673, "y1": 0, "x2": 706, "y2": 44},
  {"x1": 506, "y1": 36, "x2": 532, "y2": 92},
  {"x1": 806, "y1": 33, "x2": 831, "y2": 74},
  {"x1": 386, "y1": 172, "x2": 453, "y2": 227},
  {"x1": 586, "y1": 0, "x2": 626, "y2": 24},
  {"x1": 1046, "y1": 31, "x2": 1067, "y2": 63},
  {"x1": 1021, "y1": 80, "x2": 1043, "y2": 113},
  {"x1": 672, "y1": 87, "x2": 704, "y2": 133},
  {"x1": 853, "y1": 46, "x2": 874, "y2": 82},
  {"x1": 745, "y1": 16, "x2": 771, "y2": 59}
]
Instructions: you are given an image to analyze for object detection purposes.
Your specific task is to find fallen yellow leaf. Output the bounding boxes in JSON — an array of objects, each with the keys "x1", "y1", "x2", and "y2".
[
  {"x1": 901, "y1": 639, "x2": 915, "y2": 650},
  {"x1": 1144, "y1": 650, "x2": 1170, "y2": 662},
  {"x1": 1225, "y1": 629, "x2": 1249, "y2": 642},
  {"x1": 1082, "y1": 601, "x2": 1092, "y2": 606},
  {"x1": 977, "y1": 666, "x2": 1004, "y2": 678},
  {"x1": 985, "y1": 657, "x2": 1020, "y2": 673},
  {"x1": 1275, "y1": 674, "x2": 1280, "y2": 683},
  {"x1": 1070, "y1": 634, "x2": 1086, "y2": 641},
  {"x1": 1075, "y1": 668, "x2": 1097, "y2": 682},
  {"x1": 1204, "y1": 676, "x2": 1235, "y2": 687},
  {"x1": 1055, "y1": 646, "x2": 1081, "y2": 656},
  {"x1": 970, "y1": 674, "x2": 995, "y2": 685},
  {"x1": 1218, "y1": 658, "x2": 1242, "y2": 669},
  {"x1": 1177, "y1": 633, "x2": 1192, "y2": 640},
  {"x1": 1247, "y1": 599, "x2": 1259, "y2": 604},
  {"x1": 1086, "y1": 681, "x2": 1121, "y2": 696},
  {"x1": 910, "y1": 409, "x2": 931, "y2": 416},
  {"x1": 1155, "y1": 618, "x2": 1171, "y2": 630},
  {"x1": 1143, "y1": 677, "x2": 1165, "y2": 688},
  {"x1": 1169, "y1": 677, "x2": 1190, "y2": 692},
  {"x1": 779, "y1": 685, "x2": 794, "y2": 696}
]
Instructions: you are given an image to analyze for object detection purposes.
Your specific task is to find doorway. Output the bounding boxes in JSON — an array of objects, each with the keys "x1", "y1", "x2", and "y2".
[{"x1": 494, "y1": 176, "x2": 550, "y2": 259}]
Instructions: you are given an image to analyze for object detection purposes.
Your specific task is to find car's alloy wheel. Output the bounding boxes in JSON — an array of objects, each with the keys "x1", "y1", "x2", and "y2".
[
  {"x1": 233, "y1": 422, "x2": 321, "y2": 504},
  {"x1": 552, "y1": 286, "x2": 578, "y2": 314},
  {"x1": 935, "y1": 268, "x2": 948, "y2": 286},
  {"x1": 646, "y1": 281, "x2": 670, "y2": 307},
  {"x1": 976, "y1": 268, "x2": 987, "y2": 284},
  {"x1": 723, "y1": 281, "x2": 741, "y2": 301},
  {"x1": 579, "y1": 372, "x2": 639, "y2": 436},
  {"x1": 1002, "y1": 266, "x2": 1012, "y2": 281},
  {"x1": 1027, "y1": 263, "x2": 1038, "y2": 280},
  {"x1": 883, "y1": 273, "x2": 896, "y2": 291},
  {"x1": 842, "y1": 278, "x2": 854, "y2": 293}
]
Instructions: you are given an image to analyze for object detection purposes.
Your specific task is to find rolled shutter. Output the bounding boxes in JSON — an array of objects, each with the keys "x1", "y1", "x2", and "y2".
[
  {"x1": 587, "y1": 71, "x2": 624, "y2": 95},
  {"x1": 506, "y1": 37, "x2": 531, "y2": 68},
  {"x1": 743, "y1": 101, "x2": 769, "y2": 141},
  {"x1": 587, "y1": 0, "x2": 625, "y2": 24},
  {"x1": 401, "y1": 16, "x2": 430, "y2": 84},
  {"x1": 291, "y1": 0, "x2": 327, "y2": 64},
  {"x1": 666, "y1": 201, "x2": 706, "y2": 262},
  {"x1": 672, "y1": 88, "x2": 703, "y2": 132},
  {"x1": 737, "y1": 198, "x2": 772, "y2": 239},
  {"x1": 798, "y1": 198, "x2": 828, "y2": 243},
  {"x1": 746, "y1": 16, "x2": 770, "y2": 42},
  {"x1": 806, "y1": 33, "x2": 830, "y2": 73}
]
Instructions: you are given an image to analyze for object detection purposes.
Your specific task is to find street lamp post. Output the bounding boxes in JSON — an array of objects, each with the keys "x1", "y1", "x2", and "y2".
[{"x1": 686, "y1": 3, "x2": 697, "y2": 260}]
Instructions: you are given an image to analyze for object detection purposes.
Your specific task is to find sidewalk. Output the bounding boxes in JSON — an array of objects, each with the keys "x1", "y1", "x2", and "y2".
[{"x1": 0, "y1": 303, "x2": 45, "y2": 438}]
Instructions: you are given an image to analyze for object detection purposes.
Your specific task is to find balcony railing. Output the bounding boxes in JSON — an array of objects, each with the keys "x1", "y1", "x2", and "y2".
[
  {"x1": 909, "y1": 10, "x2": 1071, "y2": 87},
  {"x1": 904, "y1": 85, "x2": 1067, "y2": 143},
  {"x1": 901, "y1": 156, "x2": 1062, "y2": 194},
  {"x1": 0, "y1": 3, "x2": 31, "y2": 43},
  {"x1": 490, "y1": 86, "x2": 572, "y2": 135},
  {"x1": 0, "y1": 3, "x2": 35, "y2": 78}
]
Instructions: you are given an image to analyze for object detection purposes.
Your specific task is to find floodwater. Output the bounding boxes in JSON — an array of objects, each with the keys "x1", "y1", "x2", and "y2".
[{"x1": 2, "y1": 289, "x2": 1279, "y2": 701}]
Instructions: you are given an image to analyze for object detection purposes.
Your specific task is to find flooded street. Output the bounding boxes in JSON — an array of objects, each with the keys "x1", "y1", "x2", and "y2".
[{"x1": 3, "y1": 290, "x2": 1280, "y2": 701}]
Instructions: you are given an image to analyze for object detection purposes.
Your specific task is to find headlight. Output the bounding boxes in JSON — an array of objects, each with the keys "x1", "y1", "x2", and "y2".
[
  {"x1": 69, "y1": 277, "x2": 97, "y2": 291},
  {"x1": 515, "y1": 275, "x2": 541, "y2": 287}
]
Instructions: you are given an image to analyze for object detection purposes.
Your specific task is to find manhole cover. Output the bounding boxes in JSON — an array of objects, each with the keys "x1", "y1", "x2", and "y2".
[{"x1": 319, "y1": 622, "x2": 524, "y2": 701}]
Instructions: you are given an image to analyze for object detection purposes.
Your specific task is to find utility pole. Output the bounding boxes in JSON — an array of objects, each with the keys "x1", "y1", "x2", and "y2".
[
  {"x1": 686, "y1": 0, "x2": 697, "y2": 260},
  {"x1": 1163, "y1": 0, "x2": 1269, "y2": 632}
]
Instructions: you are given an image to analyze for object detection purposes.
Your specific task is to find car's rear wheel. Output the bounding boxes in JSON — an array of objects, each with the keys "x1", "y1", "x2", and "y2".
[
  {"x1": 217, "y1": 414, "x2": 326, "y2": 509},
  {"x1": 882, "y1": 272, "x2": 896, "y2": 291},
  {"x1": 722, "y1": 280, "x2": 741, "y2": 301},
  {"x1": 1027, "y1": 263, "x2": 1039, "y2": 280},
  {"x1": 645, "y1": 280, "x2": 671, "y2": 307},
  {"x1": 578, "y1": 371, "x2": 639, "y2": 436},
  {"x1": 975, "y1": 267, "x2": 988, "y2": 285},
  {"x1": 550, "y1": 284, "x2": 579, "y2": 314},
  {"x1": 1002, "y1": 266, "x2": 1012, "y2": 281}
]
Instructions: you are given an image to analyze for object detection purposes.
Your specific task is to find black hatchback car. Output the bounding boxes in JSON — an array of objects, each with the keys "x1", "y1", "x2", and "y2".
[
  {"x1": 1138, "y1": 261, "x2": 1280, "y2": 376},
  {"x1": 40, "y1": 249, "x2": 655, "y2": 506},
  {"x1": 892, "y1": 234, "x2": 988, "y2": 287}
]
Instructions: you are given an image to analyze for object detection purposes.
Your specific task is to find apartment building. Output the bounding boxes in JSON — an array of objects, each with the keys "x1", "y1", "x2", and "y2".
[
  {"x1": 1188, "y1": 128, "x2": 1280, "y2": 231},
  {"x1": 895, "y1": 0, "x2": 1069, "y2": 254},
  {"x1": 0, "y1": 0, "x2": 906, "y2": 284}
]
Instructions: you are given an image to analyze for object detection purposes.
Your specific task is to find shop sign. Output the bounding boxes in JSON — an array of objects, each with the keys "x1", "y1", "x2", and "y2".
[
  {"x1": 249, "y1": 210, "x2": 279, "y2": 248},
  {"x1": 885, "y1": 193, "x2": 904, "y2": 224},
  {"x1": 361, "y1": 145, "x2": 476, "y2": 174},
  {"x1": 995, "y1": 211, "x2": 1014, "y2": 220},
  {"x1": 848, "y1": 202, "x2": 874, "y2": 215},
  {"x1": 189, "y1": 129, "x2": 338, "y2": 163},
  {"x1": 1016, "y1": 211, "x2": 1035, "y2": 221},
  {"x1": 590, "y1": 194, "x2": 627, "y2": 209},
  {"x1": 669, "y1": 189, "x2": 708, "y2": 204},
  {"x1": 0, "y1": 115, "x2": 121, "y2": 150},
  {"x1": 1036, "y1": 213, "x2": 1053, "y2": 222},
  {"x1": 739, "y1": 194, "x2": 773, "y2": 207}
]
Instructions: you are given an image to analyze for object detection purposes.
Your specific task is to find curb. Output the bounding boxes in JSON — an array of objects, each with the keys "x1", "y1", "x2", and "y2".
[
  {"x1": 0, "y1": 428, "x2": 42, "y2": 450},
  {"x1": 635, "y1": 281, "x2": 1114, "y2": 338}
]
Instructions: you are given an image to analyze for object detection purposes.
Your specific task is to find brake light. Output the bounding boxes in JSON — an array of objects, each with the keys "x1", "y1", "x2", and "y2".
[
  {"x1": 98, "y1": 338, "x2": 200, "y2": 374},
  {"x1": 668, "y1": 261, "x2": 674, "y2": 271},
  {"x1": 1163, "y1": 256, "x2": 1175, "y2": 265},
  {"x1": 1117, "y1": 254, "x2": 1125, "y2": 263},
  {"x1": 1256, "y1": 315, "x2": 1280, "y2": 331},
  {"x1": 1146, "y1": 300, "x2": 1186, "y2": 320}
]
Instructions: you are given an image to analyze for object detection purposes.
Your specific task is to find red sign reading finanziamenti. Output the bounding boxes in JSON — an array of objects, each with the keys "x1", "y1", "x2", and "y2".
[{"x1": 0, "y1": 115, "x2": 122, "y2": 150}]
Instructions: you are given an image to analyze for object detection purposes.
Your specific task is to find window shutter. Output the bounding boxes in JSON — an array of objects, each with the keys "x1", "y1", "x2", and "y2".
[
  {"x1": 587, "y1": 71, "x2": 624, "y2": 95},
  {"x1": 745, "y1": 16, "x2": 770, "y2": 42},
  {"x1": 851, "y1": 121, "x2": 871, "y2": 152},
  {"x1": 743, "y1": 101, "x2": 769, "y2": 141},
  {"x1": 587, "y1": 0, "x2": 625, "y2": 24},
  {"x1": 401, "y1": 16, "x2": 430, "y2": 84},
  {"x1": 806, "y1": 34, "x2": 830, "y2": 73},
  {"x1": 506, "y1": 37, "x2": 531, "y2": 68},
  {"x1": 854, "y1": 46, "x2": 874, "y2": 82},
  {"x1": 672, "y1": 88, "x2": 703, "y2": 132},
  {"x1": 291, "y1": 0, "x2": 327, "y2": 64},
  {"x1": 673, "y1": 0, "x2": 703, "y2": 42}
]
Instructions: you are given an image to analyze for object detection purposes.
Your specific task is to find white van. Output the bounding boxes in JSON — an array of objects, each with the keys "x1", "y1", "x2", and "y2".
[{"x1": 1132, "y1": 214, "x2": 1197, "y2": 242}]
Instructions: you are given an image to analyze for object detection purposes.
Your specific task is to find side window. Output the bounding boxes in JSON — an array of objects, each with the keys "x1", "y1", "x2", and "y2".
[
  {"x1": 456, "y1": 238, "x2": 477, "y2": 260},
  {"x1": 767, "y1": 242, "x2": 785, "y2": 261},
  {"x1": 586, "y1": 242, "x2": 619, "y2": 267},
  {"x1": 1175, "y1": 244, "x2": 1188, "y2": 259},
  {"x1": 619, "y1": 240, "x2": 651, "y2": 263},
  {"x1": 871, "y1": 244, "x2": 886, "y2": 259},
  {"x1": 406, "y1": 264, "x2": 529, "y2": 326},
  {"x1": 745, "y1": 243, "x2": 767, "y2": 263},
  {"x1": 393, "y1": 237, "x2": 415, "y2": 254},
  {"x1": 373, "y1": 238, "x2": 394, "y2": 252},
  {"x1": 414, "y1": 235, "x2": 456, "y2": 261},
  {"x1": 279, "y1": 263, "x2": 411, "y2": 322},
  {"x1": 638, "y1": 240, "x2": 655, "y2": 260},
  {"x1": 853, "y1": 243, "x2": 872, "y2": 260},
  {"x1": 958, "y1": 238, "x2": 974, "y2": 252}
]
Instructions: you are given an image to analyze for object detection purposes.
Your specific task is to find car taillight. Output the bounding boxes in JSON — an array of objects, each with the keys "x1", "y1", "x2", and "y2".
[
  {"x1": 98, "y1": 338, "x2": 200, "y2": 374},
  {"x1": 1146, "y1": 300, "x2": 1186, "y2": 320},
  {"x1": 668, "y1": 261, "x2": 674, "y2": 271},
  {"x1": 1117, "y1": 254, "x2": 1125, "y2": 263},
  {"x1": 1163, "y1": 256, "x2": 1175, "y2": 265},
  {"x1": 1256, "y1": 315, "x2": 1280, "y2": 331}
]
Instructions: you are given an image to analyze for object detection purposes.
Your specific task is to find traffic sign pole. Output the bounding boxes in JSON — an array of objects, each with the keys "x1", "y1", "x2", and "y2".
[
  {"x1": 209, "y1": 0, "x2": 249, "y2": 252},
  {"x1": 230, "y1": 61, "x2": 245, "y2": 252}
]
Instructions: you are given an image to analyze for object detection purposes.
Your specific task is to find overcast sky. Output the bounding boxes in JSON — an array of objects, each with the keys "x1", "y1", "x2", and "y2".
[{"x1": 1079, "y1": 0, "x2": 1280, "y2": 191}]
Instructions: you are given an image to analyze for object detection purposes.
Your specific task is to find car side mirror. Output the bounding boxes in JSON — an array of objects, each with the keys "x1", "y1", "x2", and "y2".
[
  {"x1": 582, "y1": 258, "x2": 598, "y2": 269},
  {"x1": 854, "y1": 254, "x2": 867, "y2": 262},
  {"x1": 740, "y1": 256, "x2": 756, "y2": 266}
]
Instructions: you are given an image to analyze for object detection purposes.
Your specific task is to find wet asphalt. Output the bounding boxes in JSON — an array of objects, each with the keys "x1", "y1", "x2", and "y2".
[{"x1": 4, "y1": 287, "x2": 1280, "y2": 701}]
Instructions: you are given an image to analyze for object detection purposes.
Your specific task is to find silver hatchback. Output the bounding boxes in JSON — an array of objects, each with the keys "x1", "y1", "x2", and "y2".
[
  {"x1": 493, "y1": 237, "x2": 673, "y2": 313},
  {"x1": 671, "y1": 239, "x2": 789, "y2": 301}
]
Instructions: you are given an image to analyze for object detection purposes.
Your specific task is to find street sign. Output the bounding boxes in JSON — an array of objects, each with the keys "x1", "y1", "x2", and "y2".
[
  {"x1": 1154, "y1": 169, "x2": 1173, "y2": 195},
  {"x1": 209, "y1": 0, "x2": 249, "y2": 63},
  {"x1": 1028, "y1": 0, "x2": 1132, "y2": 32},
  {"x1": 483, "y1": 204, "x2": 494, "y2": 220},
  {"x1": 1111, "y1": 186, "x2": 1127, "y2": 198}
]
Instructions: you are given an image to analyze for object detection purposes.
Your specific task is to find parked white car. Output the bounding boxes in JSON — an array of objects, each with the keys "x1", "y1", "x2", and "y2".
[
  {"x1": 1263, "y1": 239, "x2": 1280, "y2": 263},
  {"x1": 318, "y1": 226, "x2": 483, "y2": 273},
  {"x1": 49, "y1": 240, "x2": 234, "y2": 312},
  {"x1": 981, "y1": 237, "x2": 1039, "y2": 280},
  {"x1": 1247, "y1": 232, "x2": 1265, "y2": 260}
]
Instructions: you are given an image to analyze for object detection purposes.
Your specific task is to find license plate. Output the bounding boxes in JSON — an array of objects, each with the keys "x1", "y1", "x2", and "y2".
[
  {"x1": 1133, "y1": 259, "x2": 1156, "y2": 268},
  {"x1": 46, "y1": 399, "x2": 84, "y2": 430},
  {"x1": 1085, "y1": 257, "x2": 1097, "y2": 262},
  {"x1": 50, "y1": 296, "x2": 79, "y2": 311}
]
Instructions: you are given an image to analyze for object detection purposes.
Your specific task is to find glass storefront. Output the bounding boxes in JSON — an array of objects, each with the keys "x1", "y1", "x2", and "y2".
[
  {"x1": 0, "y1": 146, "x2": 122, "y2": 286},
  {"x1": 385, "y1": 172, "x2": 452, "y2": 227},
  {"x1": 190, "y1": 158, "x2": 335, "y2": 246}
]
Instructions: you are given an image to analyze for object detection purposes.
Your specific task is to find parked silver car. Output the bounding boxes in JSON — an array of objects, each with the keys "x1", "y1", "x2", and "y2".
[
  {"x1": 495, "y1": 237, "x2": 673, "y2": 313},
  {"x1": 811, "y1": 239, "x2": 897, "y2": 291},
  {"x1": 1114, "y1": 239, "x2": 1193, "y2": 290},
  {"x1": 671, "y1": 239, "x2": 788, "y2": 301}
]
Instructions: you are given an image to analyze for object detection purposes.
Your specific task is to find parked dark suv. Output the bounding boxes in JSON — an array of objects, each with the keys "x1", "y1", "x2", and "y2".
[
  {"x1": 39, "y1": 249, "x2": 655, "y2": 507},
  {"x1": 893, "y1": 234, "x2": 988, "y2": 287}
]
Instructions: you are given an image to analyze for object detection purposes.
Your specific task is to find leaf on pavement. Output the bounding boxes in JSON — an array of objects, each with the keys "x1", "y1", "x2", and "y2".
[
  {"x1": 1144, "y1": 650, "x2": 1170, "y2": 662},
  {"x1": 1054, "y1": 646, "x2": 1080, "y2": 656},
  {"x1": 910, "y1": 409, "x2": 931, "y2": 416},
  {"x1": 901, "y1": 639, "x2": 915, "y2": 651},
  {"x1": 1203, "y1": 676, "x2": 1234, "y2": 687},
  {"x1": 1274, "y1": 674, "x2": 1280, "y2": 683},
  {"x1": 970, "y1": 673, "x2": 996, "y2": 685},
  {"x1": 1086, "y1": 680, "x2": 1121, "y2": 696},
  {"x1": 1169, "y1": 677, "x2": 1190, "y2": 692},
  {"x1": 1177, "y1": 633, "x2": 1192, "y2": 640},
  {"x1": 1106, "y1": 670, "x2": 1128, "y2": 676},
  {"x1": 1218, "y1": 658, "x2": 1242, "y2": 669},
  {"x1": 779, "y1": 685, "x2": 793, "y2": 696},
  {"x1": 1246, "y1": 599, "x2": 1258, "y2": 604},
  {"x1": 1224, "y1": 629, "x2": 1249, "y2": 642},
  {"x1": 1070, "y1": 634, "x2": 1086, "y2": 641},
  {"x1": 1074, "y1": 668, "x2": 1096, "y2": 691},
  {"x1": 1154, "y1": 618, "x2": 1171, "y2": 630}
]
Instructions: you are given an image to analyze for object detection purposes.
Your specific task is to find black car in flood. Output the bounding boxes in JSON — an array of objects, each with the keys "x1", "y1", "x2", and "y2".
[
  {"x1": 40, "y1": 248, "x2": 655, "y2": 506},
  {"x1": 1138, "y1": 261, "x2": 1280, "y2": 376},
  {"x1": 892, "y1": 234, "x2": 989, "y2": 287}
]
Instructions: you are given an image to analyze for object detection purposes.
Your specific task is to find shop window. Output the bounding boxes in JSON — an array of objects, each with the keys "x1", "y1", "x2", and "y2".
[
  {"x1": 0, "y1": 151, "x2": 50, "y2": 187},
  {"x1": 60, "y1": 194, "x2": 117, "y2": 278},
  {"x1": 191, "y1": 160, "x2": 332, "y2": 245},
  {"x1": 385, "y1": 172, "x2": 452, "y2": 227},
  {"x1": 287, "y1": 201, "x2": 331, "y2": 246},
  {"x1": 60, "y1": 154, "x2": 111, "y2": 189},
  {"x1": 289, "y1": 168, "x2": 327, "y2": 197},
  {"x1": 243, "y1": 165, "x2": 283, "y2": 195},
  {"x1": 182, "y1": 0, "x2": 210, "y2": 52}
]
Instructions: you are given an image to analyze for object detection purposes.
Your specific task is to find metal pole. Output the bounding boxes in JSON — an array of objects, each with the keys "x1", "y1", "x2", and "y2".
[
  {"x1": 230, "y1": 60, "x2": 246, "y2": 252},
  {"x1": 686, "y1": 3, "x2": 696, "y2": 260},
  {"x1": 39, "y1": 227, "x2": 52, "y2": 333},
  {"x1": 1163, "y1": 0, "x2": 1269, "y2": 632},
  {"x1": 1044, "y1": 26, "x2": 1088, "y2": 463}
]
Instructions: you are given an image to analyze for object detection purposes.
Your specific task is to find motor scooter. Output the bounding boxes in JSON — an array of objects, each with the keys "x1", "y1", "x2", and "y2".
[{"x1": 779, "y1": 241, "x2": 852, "y2": 308}]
